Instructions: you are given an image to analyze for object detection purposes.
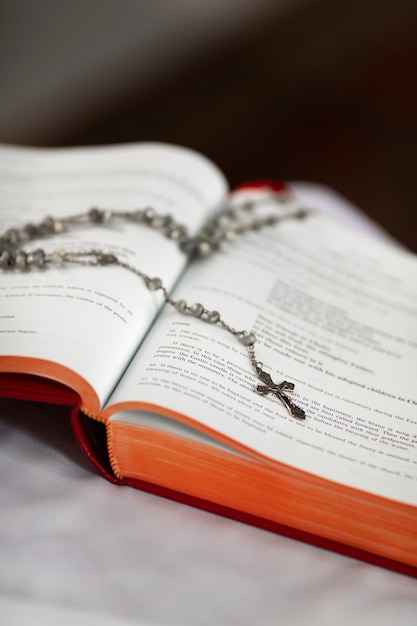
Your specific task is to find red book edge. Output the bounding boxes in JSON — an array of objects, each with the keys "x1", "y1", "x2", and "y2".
[{"x1": 1, "y1": 182, "x2": 416, "y2": 578}]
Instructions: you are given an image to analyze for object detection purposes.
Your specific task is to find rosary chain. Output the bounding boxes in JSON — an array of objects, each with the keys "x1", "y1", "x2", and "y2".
[
  {"x1": 0, "y1": 194, "x2": 307, "y2": 419},
  {"x1": 0, "y1": 197, "x2": 308, "y2": 261}
]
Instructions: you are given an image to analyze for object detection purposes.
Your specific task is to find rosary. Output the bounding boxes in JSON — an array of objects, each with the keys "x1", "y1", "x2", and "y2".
[{"x1": 0, "y1": 192, "x2": 307, "y2": 420}]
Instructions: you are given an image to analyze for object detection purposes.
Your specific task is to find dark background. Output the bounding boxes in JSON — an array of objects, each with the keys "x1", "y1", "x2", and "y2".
[{"x1": 1, "y1": 0, "x2": 416, "y2": 250}]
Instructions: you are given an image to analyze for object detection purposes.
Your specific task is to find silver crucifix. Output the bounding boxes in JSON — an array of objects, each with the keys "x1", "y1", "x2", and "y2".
[{"x1": 255, "y1": 368, "x2": 306, "y2": 420}]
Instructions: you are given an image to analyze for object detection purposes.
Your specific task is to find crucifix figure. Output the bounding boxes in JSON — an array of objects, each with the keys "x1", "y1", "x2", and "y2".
[{"x1": 255, "y1": 367, "x2": 306, "y2": 420}]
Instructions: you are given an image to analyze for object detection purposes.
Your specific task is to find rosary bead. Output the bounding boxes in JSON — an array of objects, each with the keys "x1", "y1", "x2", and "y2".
[
  {"x1": 96, "y1": 253, "x2": 118, "y2": 265},
  {"x1": 226, "y1": 206, "x2": 239, "y2": 219},
  {"x1": 23, "y1": 223, "x2": 39, "y2": 239},
  {"x1": 51, "y1": 219, "x2": 64, "y2": 233},
  {"x1": 50, "y1": 250, "x2": 64, "y2": 267},
  {"x1": 240, "y1": 332, "x2": 256, "y2": 346},
  {"x1": 15, "y1": 251, "x2": 28, "y2": 270},
  {"x1": 175, "y1": 299, "x2": 188, "y2": 313},
  {"x1": 222, "y1": 229, "x2": 236, "y2": 242},
  {"x1": 4, "y1": 228, "x2": 19, "y2": 245},
  {"x1": 16, "y1": 228, "x2": 30, "y2": 242},
  {"x1": 144, "y1": 207, "x2": 156, "y2": 221},
  {"x1": 150, "y1": 215, "x2": 171, "y2": 229},
  {"x1": 0, "y1": 250, "x2": 12, "y2": 268},
  {"x1": 207, "y1": 310, "x2": 220, "y2": 324},
  {"x1": 215, "y1": 215, "x2": 229, "y2": 228},
  {"x1": 31, "y1": 249, "x2": 46, "y2": 268},
  {"x1": 88, "y1": 208, "x2": 111, "y2": 223},
  {"x1": 167, "y1": 226, "x2": 187, "y2": 241},
  {"x1": 39, "y1": 216, "x2": 56, "y2": 233},
  {"x1": 190, "y1": 303, "x2": 204, "y2": 318},
  {"x1": 196, "y1": 241, "x2": 212, "y2": 257},
  {"x1": 242, "y1": 201, "x2": 254, "y2": 212},
  {"x1": 88, "y1": 208, "x2": 101, "y2": 222},
  {"x1": 147, "y1": 277, "x2": 162, "y2": 291},
  {"x1": 167, "y1": 227, "x2": 180, "y2": 240}
]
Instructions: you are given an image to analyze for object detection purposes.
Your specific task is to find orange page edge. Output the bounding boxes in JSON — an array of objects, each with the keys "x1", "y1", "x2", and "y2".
[{"x1": 102, "y1": 400, "x2": 417, "y2": 568}]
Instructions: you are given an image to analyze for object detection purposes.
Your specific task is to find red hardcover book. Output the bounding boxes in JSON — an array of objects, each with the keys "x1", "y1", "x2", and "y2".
[{"x1": 1, "y1": 143, "x2": 416, "y2": 577}]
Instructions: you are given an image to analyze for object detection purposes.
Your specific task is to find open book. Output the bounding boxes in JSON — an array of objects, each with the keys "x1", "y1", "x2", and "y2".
[{"x1": 0, "y1": 143, "x2": 416, "y2": 576}]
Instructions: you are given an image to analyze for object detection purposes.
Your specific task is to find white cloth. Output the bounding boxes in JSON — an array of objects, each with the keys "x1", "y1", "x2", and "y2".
[{"x1": 1, "y1": 399, "x2": 417, "y2": 626}]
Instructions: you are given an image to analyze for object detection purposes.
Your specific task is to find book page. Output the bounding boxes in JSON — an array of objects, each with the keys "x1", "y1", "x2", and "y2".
[
  {"x1": 107, "y1": 190, "x2": 417, "y2": 505},
  {"x1": 0, "y1": 144, "x2": 227, "y2": 405}
]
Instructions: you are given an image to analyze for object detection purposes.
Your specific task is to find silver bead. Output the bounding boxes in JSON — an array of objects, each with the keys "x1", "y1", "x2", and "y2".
[
  {"x1": 51, "y1": 219, "x2": 64, "y2": 233},
  {"x1": 175, "y1": 299, "x2": 188, "y2": 313},
  {"x1": 147, "y1": 277, "x2": 162, "y2": 291},
  {"x1": 150, "y1": 216, "x2": 167, "y2": 229},
  {"x1": 190, "y1": 303, "x2": 204, "y2": 318},
  {"x1": 207, "y1": 310, "x2": 220, "y2": 324},
  {"x1": 40, "y1": 216, "x2": 56, "y2": 233},
  {"x1": 31, "y1": 249, "x2": 46, "y2": 268},
  {"x1": 167, "y1": 226, "x2": 186, "y2": 240},
  {"x1": 88, "y1": 208, "x2": 111, "y2": 223},
  {"x1": 5, "y1": 229, "x2": 19, "y2": 245},
  {"x1": 226, "y1": 206, "x2": 239, "y2": 219},
  {"x1": 50, "y1": 250, "x2": 64, "y2": 267},
  {"x1": 144, "y1": 207, "x2": 155, "y2": 221},
  {"x1": 222, "y1": 229, "x2": 236, "y2": 242},
  {"x1": 196, "y1": 241, "x2": 212, "y2": 257},
  {"x1": 240, "y1": 332, "x2": 256, "y2": 346},
  {"x1": 0, "y1": 250, "x2": 12, "y2": 268},
  {"x1": 15, "y1": 251, "x2": 28, "y2": 270},
  {"x1": 96, "y1": 253, "x2": 117, "y2": 265},
  {"x1": 242, "y1": 201, "x2": 254, "y2": 212},
  {"x1": 215, "y1": 215, "x2": 229, "y2": 228},
  {"x1": 23, "y1": 223, "x2": 39, "y2": 239},
  {"x1": 17, "y1": 228, "x2": 30, "y2": 242}
]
